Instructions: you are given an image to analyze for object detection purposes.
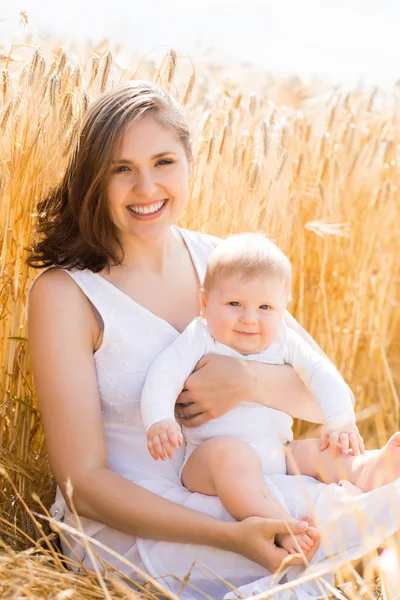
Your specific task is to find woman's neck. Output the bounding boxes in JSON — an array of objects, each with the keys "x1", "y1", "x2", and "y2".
[{"x1": 115, "y1": 226, "x2": 179, "y2": 274}]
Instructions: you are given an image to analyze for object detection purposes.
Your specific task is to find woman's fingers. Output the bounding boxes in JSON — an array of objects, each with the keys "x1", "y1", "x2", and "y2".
[
  {"x1": 301, "y1": 515, "x2": 315, "y2": 528},
  {"x1": 261, "y1": 518, "x2": 308, "y2": 536},
  {"x1": 269, "y1": 546, "x2": 292, "y2": 568},
  {"x1": 236, "y1": 517, "x2": 313, "y2": 571}
]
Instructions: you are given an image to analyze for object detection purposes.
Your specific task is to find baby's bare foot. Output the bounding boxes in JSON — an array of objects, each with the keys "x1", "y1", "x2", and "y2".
[
  {"x1": 275, "y1": 516, "x2": 320, "y2": 564},
  {"x1": 357, "y1": 432, "x2": 400, "y2": 492},
  {"x1": 276, "y1": 531, "x2": 312, "y2": 554}
]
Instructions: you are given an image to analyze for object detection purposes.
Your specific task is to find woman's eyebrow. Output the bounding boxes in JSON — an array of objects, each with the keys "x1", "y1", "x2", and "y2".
[
  {"x1": 112, "y1": 152, "x2": 178, "y2": 164},
  {"x1": 152, "y1": 151, "x2": 178, "y2": 159}
]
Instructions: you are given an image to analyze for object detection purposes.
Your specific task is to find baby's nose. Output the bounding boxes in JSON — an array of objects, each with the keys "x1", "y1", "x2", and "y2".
[{"x1": 240, "y1": 309, "x2": 258, "y2": 324}]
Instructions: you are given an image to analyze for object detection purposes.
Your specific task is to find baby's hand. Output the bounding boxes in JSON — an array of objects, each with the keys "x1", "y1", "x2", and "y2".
[
  {"x1": 319, "y1": 420, "x2": 365, "y2": 456},
  {"x1": 147, "y1": 419, "x2": 184, "y2": 461}
]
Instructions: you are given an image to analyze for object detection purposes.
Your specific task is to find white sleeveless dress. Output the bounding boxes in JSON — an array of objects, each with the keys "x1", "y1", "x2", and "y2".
[{"x1": 48, "y1": 227, "x2": 400, "y2": 600}]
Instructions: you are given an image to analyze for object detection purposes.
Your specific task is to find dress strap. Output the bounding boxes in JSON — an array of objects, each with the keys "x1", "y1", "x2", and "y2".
[
  {"x1": 62, "y1": 268, "x2": 115, "y2": 325},
  {"x1": 176, "y1": 227, "x2": 219, "y2": 284}
]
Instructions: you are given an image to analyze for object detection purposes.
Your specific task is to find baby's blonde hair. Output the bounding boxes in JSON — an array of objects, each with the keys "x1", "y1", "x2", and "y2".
[{"x1": 202, "y1": 233, "x2": 292, "y2": 299}]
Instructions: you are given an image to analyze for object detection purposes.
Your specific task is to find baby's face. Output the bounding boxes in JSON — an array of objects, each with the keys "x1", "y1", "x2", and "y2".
[{"x1": 202, "y1": 274, "x2": 288, "y2": 355}]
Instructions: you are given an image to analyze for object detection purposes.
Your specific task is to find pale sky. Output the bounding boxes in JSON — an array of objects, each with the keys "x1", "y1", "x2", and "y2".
[{"x1": 1, "y1": 0, "x2": 400, "y2": 87}]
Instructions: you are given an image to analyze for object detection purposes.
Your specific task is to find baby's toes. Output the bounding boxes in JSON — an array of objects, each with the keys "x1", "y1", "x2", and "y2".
[
  {"x1": 307, "y1": 527, "x2": 320, "y2": 542},
  {"x1": 289, "y1": 538, "x2": 303, "y2": 554},
  {"x1": 300, "y1": 534, "x2": 314, "y2": 549},
  {"x1": 285, "y1": 541, "x2": 299, "y2": 554}
]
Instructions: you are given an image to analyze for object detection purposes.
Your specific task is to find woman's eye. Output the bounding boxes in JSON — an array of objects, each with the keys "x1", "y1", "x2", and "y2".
[
  {"x1": 229, "y1": 302, "x2": 240, "y2": 307},
  {"x1": 114, "y1": 165, "x2": 130, "y2": 173},
  {"x1": 260, "y1": 305, "x2": 271, "y2": 310},
  {"x1": 156, "y1": 159, "x2": 174, "y2": 167}
]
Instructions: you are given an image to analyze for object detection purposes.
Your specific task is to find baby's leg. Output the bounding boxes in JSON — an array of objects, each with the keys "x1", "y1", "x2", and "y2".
[
  {"x1": 286, "y1": 434, "x2": 400, "y2": 492},
  {"x1": 182, "y1": 437, "x2": 319, "y2": 557}
]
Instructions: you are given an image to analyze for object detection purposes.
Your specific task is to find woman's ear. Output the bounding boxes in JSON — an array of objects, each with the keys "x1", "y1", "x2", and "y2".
[{"x1": 199, "y1": 290, "x2": 207, "y2": 317}]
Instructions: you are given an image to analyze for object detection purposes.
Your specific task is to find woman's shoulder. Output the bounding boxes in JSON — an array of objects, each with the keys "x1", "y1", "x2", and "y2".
[
  {"x1": 28, "y1": 267, "x2": 92, "y2": 318},
  {"x1": 29, "y1": 267, "x2": 78, "y2": 298},
  {"x1": 28, "y1": 267, "x2": 98, "y2": 346}
]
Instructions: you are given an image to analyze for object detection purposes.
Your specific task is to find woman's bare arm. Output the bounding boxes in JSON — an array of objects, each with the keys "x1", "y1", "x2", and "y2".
[
  {"x1": 177, "y1": 355, "x2": 324, "y2": 427},
  {"x1": 250, "y1": 361, "x2": 324, "y2": 423},
  {"x1": 28, "y1": 269, "x2": 308, "y2": 568}
]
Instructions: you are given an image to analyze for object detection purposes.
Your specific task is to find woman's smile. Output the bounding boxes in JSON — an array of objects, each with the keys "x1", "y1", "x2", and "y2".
[{"x1": 126, "y1": 199, "x2": 169, "y2": 220}]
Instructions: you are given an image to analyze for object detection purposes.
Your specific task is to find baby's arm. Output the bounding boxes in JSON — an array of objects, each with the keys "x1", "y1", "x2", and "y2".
[
  {"x1": 284, "y1": 328, "x2": 364, "y2": 455},
  {"x1": 141, "y1": 318, "x2": 207, "y2": 460}
]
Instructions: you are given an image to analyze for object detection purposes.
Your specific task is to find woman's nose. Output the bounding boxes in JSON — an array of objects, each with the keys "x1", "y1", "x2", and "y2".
[{"x1": 134, "y1": 169, "x2": 158, "y2": 196}]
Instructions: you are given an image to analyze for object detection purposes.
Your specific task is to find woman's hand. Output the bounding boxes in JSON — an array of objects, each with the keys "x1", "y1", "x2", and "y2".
[
  {"x1": 176, "y1": 353, "x2": 324, "y2": 426},
  {"x1": 230, "y1": 517, "x2": 317, "y2": 570},
  {"x1": 176, "y1": 354, "x2": 256, "y2": 427}
]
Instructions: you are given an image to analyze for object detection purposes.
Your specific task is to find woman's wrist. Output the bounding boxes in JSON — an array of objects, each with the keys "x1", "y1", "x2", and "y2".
[
  {"x1": 245, "y1": 360, "x2": 324, "y2": 422},
  {"x1": 207, "y1": 519, "x2": 239, "y2": 553},
  {"x1": 243, "y1": 360, "x2": 263, "y2": 403}
]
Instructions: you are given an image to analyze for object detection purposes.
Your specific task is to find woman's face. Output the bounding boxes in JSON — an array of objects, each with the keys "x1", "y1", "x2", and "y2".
[{"x1": 106, "y1": 114, "x2": 191, "y2": 244}]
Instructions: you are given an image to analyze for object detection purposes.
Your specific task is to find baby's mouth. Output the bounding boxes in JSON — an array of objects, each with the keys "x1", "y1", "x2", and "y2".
[{"x1": 235, "y1": 331, "x2": 259, "y2": 336}]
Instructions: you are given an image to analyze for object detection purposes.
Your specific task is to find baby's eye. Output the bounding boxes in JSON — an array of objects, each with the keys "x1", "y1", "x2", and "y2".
[
  {"x1": 155, "y1": 159, "x2": 174, "y2": 167},
  {"x1": 229, "y1": 301, "x2": 240, "y2": 307},
  {"x1": 260, "y1": 305, "x2": 271, "y2": 310}
]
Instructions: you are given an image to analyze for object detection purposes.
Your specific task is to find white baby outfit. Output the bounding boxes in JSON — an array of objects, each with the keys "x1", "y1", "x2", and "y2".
[
  {"x1": 141, "y1": 316, "x2": 355, "y2": 478},
  {"x1": 44, "y1": 227, "x2": 400, "y2": 600}
]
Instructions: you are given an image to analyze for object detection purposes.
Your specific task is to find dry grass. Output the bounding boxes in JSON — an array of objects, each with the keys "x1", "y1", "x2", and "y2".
[{"x1": 1, "y1": 21, "x2": 400, "y2": 599}]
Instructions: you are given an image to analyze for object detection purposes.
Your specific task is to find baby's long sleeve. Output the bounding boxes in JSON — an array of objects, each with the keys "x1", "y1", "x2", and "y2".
[
  {"x1": 284, "y1": 328, "x2": 355, "y2": 423},
  {"x1": 141, "y1": 318, "x2": 208, "y2": 432}
]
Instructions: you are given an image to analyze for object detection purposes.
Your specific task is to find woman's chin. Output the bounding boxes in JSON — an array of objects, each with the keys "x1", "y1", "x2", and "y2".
[{"x1": 119, "y1": 219, "x2": 174, "y2": 242}]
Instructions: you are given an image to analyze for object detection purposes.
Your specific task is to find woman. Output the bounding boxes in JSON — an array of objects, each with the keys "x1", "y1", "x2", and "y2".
[{"x1": 27, "y1": 81, "x2": 400, "y2": 599}]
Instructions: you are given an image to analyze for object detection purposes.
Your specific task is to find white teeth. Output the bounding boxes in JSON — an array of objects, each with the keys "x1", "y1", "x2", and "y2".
[{"x1": 128, "y1": 200, "x2": 166, "y2": 215}]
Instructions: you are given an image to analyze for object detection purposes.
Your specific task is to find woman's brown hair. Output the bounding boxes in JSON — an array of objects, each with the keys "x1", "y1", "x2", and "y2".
[{"x1": 27, "y1": 80, "x2": 192, "y2": 272}]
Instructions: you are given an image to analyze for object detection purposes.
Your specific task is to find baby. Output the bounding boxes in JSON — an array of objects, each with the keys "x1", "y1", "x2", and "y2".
[{"x1": 141, "y1": 233, "x2": 362, "y2": 556}]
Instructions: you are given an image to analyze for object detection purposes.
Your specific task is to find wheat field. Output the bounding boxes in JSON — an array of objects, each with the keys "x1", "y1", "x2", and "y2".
[{"x1": 1, "y1": 27, "x2": 400, "y2": 598}]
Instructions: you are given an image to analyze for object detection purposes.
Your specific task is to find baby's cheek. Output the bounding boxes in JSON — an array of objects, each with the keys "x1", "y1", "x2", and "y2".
[
  {"x1": 207, "y1": 317, "x2": 225, "y2": 340},
  {"x1": 218, "y1": 321, "x2": 234, "y2": 345},
  {"x1": 263, "y1": 321, "x2": 280, "y2": 343},
  {"x1": 217, "y1": 321, "x2": 232, "y2": 340}
]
